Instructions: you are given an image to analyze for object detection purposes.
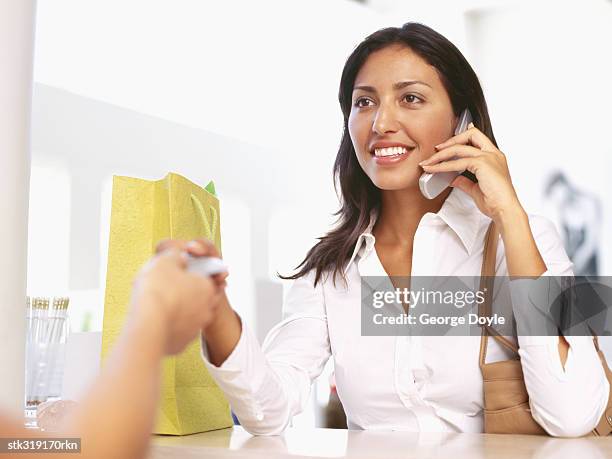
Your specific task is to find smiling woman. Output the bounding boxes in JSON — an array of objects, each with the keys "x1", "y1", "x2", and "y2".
[
  {"x1": 280, "y1": 23, "x2": 498, "y2": 284},
  {"x1": 199, "y1": 22, "x2": 610, "y2": 438}
]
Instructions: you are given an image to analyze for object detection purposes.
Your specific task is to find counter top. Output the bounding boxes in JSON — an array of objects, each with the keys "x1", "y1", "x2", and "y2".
[{"x1": 150, "y1": 426, "x2": 612, "y2": 459}]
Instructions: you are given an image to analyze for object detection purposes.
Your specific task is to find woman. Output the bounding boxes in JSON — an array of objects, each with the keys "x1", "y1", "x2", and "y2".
[{"x1": 199, "y1": 22, "x2": 609, "y2": 437}]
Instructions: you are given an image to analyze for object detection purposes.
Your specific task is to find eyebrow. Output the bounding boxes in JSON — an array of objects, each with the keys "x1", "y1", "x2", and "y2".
[{"x1": 353, "y1": 80, "x2": 432, "y2": 92}]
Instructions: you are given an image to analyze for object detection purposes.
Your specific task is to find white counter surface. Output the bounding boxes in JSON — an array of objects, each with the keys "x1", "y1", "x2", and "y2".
[{"x1": 150, "y1": 426, "x2": 612, "y2": 459}]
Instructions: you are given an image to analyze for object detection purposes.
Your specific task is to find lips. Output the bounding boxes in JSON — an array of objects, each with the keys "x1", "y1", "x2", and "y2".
[
  {"x1": 371, "y1": 145, "x2": 415, "y2": 157},
  {"x1": 369, "y1": 142, "x2": 416, "y2": 156},
  {"x1": 371, "y1": 147, "x2": 414, "y2": 166}
]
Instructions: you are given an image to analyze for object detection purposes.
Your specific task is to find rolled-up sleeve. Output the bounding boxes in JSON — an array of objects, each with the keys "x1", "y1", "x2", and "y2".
[
  {"x1": 200, "y1": 269, "x2": 331, "y2": 435},
  {"x1": 507, "y1": 215, "x2": 610, "y2": 437}
]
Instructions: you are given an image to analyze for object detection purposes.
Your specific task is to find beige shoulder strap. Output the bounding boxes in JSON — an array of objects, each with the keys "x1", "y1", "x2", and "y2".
[{"x1": 478, "y1": 221, "x2": 518, "y2": 367}]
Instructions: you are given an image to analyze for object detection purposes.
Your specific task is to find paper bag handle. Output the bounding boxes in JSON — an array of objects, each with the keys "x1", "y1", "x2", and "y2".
[{"x1": 191, "y1": 193, "x2": 218, "y2": 240}]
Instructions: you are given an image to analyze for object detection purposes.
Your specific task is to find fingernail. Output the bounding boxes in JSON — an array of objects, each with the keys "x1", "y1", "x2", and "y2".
[
  {"x1": 187, "y1": 240, "x2": 204, "y2": 252},
  {"x1": 434, "y1": 144, "x2": 443, "y2": 150},
  {"x1": 468, "y1": 122, "x2": 474, "y2": 129}
]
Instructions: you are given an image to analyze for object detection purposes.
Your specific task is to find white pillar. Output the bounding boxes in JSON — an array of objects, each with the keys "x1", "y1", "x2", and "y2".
[{"x1": 0, "y1": 0, "x2": 36, "y2": 415}]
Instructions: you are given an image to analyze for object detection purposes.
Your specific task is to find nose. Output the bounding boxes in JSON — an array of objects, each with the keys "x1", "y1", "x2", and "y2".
[{"x1": 372, "y1": 103, "x2": 400, "y2": 135}]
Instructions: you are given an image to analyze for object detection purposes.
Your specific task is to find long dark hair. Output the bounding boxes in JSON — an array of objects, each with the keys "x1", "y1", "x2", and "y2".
[{"x1": 280, "y1": 22, "x2": 497, "y2": 287}]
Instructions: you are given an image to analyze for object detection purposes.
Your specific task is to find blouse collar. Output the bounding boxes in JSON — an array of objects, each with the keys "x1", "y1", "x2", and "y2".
[{"x1": 344, "y1": 188, "x2": 485, "y2": 274}]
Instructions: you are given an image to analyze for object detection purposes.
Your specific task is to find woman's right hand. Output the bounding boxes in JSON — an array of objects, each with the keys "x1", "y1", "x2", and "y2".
[
  {"x1": 146, "y1": 238, "x2": 242, "y2": 367},
  {"x1": 129, "y1": 239, "x2": 228, "y2": 355}
]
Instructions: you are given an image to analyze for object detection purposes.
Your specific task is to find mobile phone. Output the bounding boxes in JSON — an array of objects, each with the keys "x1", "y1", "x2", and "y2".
[{"x1": 418, "y1": 109, "x2": 477, "y2": 199}]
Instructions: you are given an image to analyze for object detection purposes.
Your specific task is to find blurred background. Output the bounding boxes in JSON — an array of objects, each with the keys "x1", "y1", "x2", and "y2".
[{"x1": 28, "y1": 0, "x2": 612, "y2": 427}]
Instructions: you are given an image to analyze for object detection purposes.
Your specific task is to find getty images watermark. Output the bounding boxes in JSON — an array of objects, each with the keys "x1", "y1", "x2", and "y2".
[{"x1": 361, "y1": 276, "x2": 612, "y2": 337}]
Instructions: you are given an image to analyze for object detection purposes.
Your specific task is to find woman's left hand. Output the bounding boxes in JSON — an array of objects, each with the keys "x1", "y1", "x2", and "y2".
[{"x1": 419, "y1": 123, "x2": 523, "y2": 223}]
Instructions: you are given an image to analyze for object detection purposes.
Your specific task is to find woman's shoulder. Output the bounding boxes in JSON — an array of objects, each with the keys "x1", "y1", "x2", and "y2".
[
  {"x1": 281, "y1": 268, "x2": 328, "y2": 316},
  {"x1": 282, "y1": 265, "x2": 352, "y2": 312}
]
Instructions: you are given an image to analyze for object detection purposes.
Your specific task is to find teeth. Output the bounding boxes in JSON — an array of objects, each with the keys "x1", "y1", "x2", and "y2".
[{"x1": 374, "y1": 146, "x2": 409, "y2": 157}]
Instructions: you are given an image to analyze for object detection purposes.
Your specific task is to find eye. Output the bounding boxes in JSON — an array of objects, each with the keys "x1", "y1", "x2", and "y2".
[
  {"x1": 403, "y1": 94, "x2": 423, "y2": 104},
  {"x1": 354, "y1": 97, "x2": 374, "y2": 108}
]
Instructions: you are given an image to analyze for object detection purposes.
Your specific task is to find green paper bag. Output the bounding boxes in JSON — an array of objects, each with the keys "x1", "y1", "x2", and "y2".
[{"x1": 101, "y1": 172, "x2": 233, "y2": 435}]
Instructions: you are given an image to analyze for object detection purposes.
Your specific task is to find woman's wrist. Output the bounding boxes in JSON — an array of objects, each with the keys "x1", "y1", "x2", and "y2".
[
  {"x1": 496, "y1": 206, "x2": 547, "y2": 278},
  {"x1": 202, "y1": 293, "x2": 242, "y2": 366},
  {"x1": 203, "y1": 291, "x2": 234, "y2": 333},
  {"x1": 494, "y1": 203, "x2": 528, "y2": 237}
]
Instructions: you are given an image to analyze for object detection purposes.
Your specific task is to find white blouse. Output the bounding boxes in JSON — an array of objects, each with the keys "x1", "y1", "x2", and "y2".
[{"x1": 200, "y1": 187, "x2": 609, "y2": 437}]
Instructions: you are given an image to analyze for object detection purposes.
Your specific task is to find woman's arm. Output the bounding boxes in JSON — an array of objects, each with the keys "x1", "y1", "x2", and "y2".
[
  {"x1": 60, "y1": 300, "x2": 167, "y2": 459},
  {"x1": 173, "y1": 239, "x2": 333, "y2": 436},
  {"x1": 502, "y1": 214, "x2": 609, "y2": 437},
  {"x1": 0, "y1": 301, "x2": 167, "y2": 459},
  {"x1": 497, "y1": 205, "x2": 569, "y2": 365},
  {"x1": 200, "y1": 269, "x2": 332, "y2": 436},
  {"x1": 422, "y1": 124, "x2": 609, "y2": 436},
  {"x1": 70, "y1": 247, "x2": 220, "y2": 457}
]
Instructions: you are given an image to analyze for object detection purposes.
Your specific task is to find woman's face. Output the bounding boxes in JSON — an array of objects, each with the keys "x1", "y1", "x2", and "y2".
[{"x1": 348, "y1": 44, "x2": 457, "y2": 191}]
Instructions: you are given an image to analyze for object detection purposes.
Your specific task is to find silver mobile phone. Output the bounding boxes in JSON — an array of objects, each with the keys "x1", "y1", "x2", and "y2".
[{"x1": 418, "y1": 109, "x2": 474, "y2": 199}]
